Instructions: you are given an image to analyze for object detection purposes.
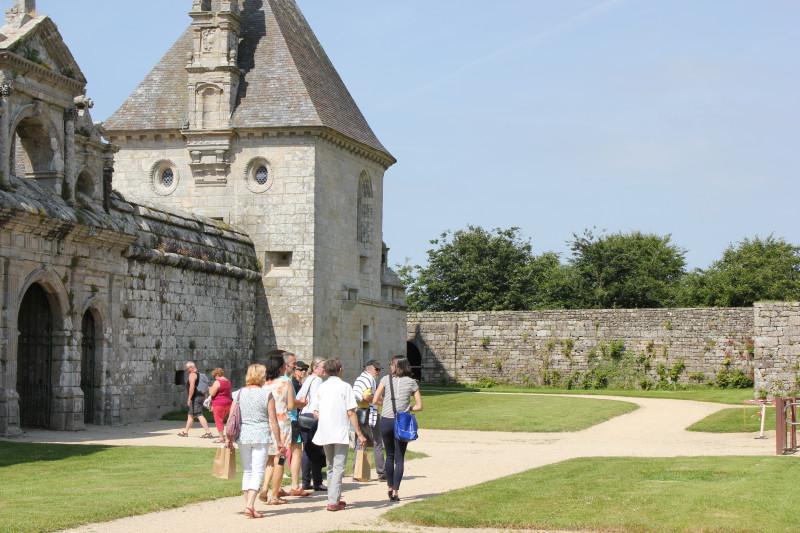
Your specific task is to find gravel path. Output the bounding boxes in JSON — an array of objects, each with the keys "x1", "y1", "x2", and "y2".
[{"x1": 12, "y1": 394, "x2": 772, "y2": 533}]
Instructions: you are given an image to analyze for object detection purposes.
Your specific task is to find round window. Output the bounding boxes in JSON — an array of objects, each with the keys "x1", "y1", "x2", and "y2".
[
  {"x1": 161, "y1": 168, "x2": 175, "y2": 187},
  {"x1": 245, "y1": 158, "x2": 274, "y2": 193},
  {"x1": 255, "y1": 166, "x2": 269, "y2": 185},
  {"x1": 152, "y1": 161, "x2": 179, "y2": 196}
]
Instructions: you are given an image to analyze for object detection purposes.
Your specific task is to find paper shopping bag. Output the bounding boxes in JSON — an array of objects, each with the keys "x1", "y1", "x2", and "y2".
[
  {"x1": 212, "y1": 445, "x2": 236, "y2": 480},
  {"x1": 353, "y1": 446, "x2": 371, "y2": 482}
]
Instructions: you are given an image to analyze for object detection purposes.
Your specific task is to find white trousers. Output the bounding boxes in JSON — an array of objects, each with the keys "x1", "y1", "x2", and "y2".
[
  {"x1": 323, "y1": 443, "x2": 349, "y2": 506},
  {"x1": 239, "y1": 443, "x2": 268, "y2": 492}
]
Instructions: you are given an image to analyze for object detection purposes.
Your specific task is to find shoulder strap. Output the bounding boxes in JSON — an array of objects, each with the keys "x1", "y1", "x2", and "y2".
[{"x1": 388, "y1": 375, "x2": 398, "y2": 416}]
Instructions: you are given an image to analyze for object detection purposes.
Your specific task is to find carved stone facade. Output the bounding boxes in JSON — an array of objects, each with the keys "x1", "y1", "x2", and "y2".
[{"x1": 105, "y1": 0, "x2": 407, "y2": 377}]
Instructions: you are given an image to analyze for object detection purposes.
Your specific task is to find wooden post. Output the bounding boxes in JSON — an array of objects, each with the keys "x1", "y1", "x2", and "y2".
[{"x1": 775, "y1": 397, "x2": 786, "y2": 455}]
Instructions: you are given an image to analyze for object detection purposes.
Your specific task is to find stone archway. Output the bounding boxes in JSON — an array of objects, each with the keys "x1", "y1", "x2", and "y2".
[
  {"x1": 75, "y1": 170, "x2": 95, "y2": 204},
  {"x1": 8, "y1": 107, "x2": 62, "y2": 193},
  {"x1": 407, "y1": 341, "x2": 422, "y2": 382},
  {"x1": 16, "y1": 283, "x2": 54, "y2": 428}
]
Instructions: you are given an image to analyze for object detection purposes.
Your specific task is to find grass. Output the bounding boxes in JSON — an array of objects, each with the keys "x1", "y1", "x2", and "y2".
[
  {"x1": 0, "y1": 441, "x2": 424, "y2": 533},
  {"x1": 385, "y1": 456, "x2": 799, "y2": 533},
  {"x1": 687, "y1": 407, "x2": 776, "y2": 433},
  {"x1": 424, "y1": 384, "x2": 755, "y2": 405},
  {"x1": 0, "y1": 441, "x2": 240, "y2": 533},
  {"x1": 418, "y1": 390, "x2": 637, "y2": 432}
]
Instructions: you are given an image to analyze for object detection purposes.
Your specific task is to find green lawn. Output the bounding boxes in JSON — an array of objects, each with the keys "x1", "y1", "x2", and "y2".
[
  {"x1": 0, "y1": 441, "x2": 423, "y2": 533},
  {"x1": 417, "y1": 390, "x2": 637, "y2": 432},
  {"x1": 385, "y1": 457, "x2": 799, "y2": 533},
  {"x1": 688, "y1": 407, "x2": 776, "y2": 433},
  {"x1": 424, "y1": 385, "x2": 754, "y2": 405},
  {"x1": 0, "y1": 441, "x2": 240, "y2": 533}
]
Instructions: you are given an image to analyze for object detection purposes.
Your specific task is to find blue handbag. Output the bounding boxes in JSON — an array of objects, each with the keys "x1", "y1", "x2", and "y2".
[{"x1": 389, "y1": 376, "x2": 418, "y2": 442}]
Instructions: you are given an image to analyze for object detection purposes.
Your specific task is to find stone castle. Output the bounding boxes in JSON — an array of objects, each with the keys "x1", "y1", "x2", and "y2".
[{"x1": 0, "y1": 0, "x2": 406, "y2": 436}]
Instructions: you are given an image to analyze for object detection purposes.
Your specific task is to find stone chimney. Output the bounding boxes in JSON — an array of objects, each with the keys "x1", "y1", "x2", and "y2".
[{"x1": 5, "y1": 0, "x2": 36, "y2": 28}]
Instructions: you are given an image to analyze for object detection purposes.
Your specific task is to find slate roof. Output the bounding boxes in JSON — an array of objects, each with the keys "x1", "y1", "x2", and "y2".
[{"x1": 105, "y1": 0, "x2": 391, "y2": 159}]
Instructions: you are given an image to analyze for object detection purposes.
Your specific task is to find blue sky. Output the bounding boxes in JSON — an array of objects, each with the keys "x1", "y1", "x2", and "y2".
[{"x1": 8, "y1": 0, "x2": 799, "y2": 269}]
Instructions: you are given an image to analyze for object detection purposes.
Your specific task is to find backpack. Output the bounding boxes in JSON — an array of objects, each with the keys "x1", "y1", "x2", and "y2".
[{"x1": 197, "y1": 372, "x2": 210, "y2": 394}]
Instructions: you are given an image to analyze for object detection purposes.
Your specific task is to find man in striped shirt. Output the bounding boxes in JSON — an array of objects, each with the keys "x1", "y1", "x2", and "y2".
[{"x1": 352, "y1": 360, "x2": 385, "y2": 480}]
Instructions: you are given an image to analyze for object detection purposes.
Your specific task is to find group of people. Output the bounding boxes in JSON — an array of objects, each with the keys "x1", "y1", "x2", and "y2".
[{"x1": 180, "y1": 353, "x2": 423, "y2": 519}]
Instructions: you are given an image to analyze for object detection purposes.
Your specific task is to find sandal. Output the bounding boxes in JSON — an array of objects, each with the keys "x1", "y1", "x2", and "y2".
[
  {"x1": 200, "y1": 433, "x2": 215, "y2": 439},
  {"x1": 177, "y1": 431, "x2": 189, "y2": 437},
  {"x1": 290, "y1": 488, "x2": 311, "y2": 497},
  {"x1": 212, "y1": 438, "x2": 225, "y2": 444},
  {"x1": 267, "y1": 498, "x2": 288, "y2": 505},
  {"x1": 244, "y1": 507, "x2": 265, "y2": 519}
]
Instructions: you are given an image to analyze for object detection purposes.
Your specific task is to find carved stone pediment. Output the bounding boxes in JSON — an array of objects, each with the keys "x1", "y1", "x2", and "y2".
[{"x1": 4, "y1": 17, "x2": 87, "y2": 84}]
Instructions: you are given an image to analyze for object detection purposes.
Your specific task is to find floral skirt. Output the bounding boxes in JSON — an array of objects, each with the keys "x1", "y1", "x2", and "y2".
[{"x1": 268, "y1": 419, "x2": 292, "y2": 456}]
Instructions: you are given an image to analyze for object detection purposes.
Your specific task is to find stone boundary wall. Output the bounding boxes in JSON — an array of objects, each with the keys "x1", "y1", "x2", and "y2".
[
  {"x1": 754, "y1": 302, "x2": 800, "y2": 396},
  {"x1": 408, "y1": 309, "x2": 754, "y2": 387}
]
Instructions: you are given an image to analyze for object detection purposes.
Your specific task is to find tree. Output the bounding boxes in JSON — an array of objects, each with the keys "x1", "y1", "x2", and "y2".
[
  {"x1": 401, "y1": 226, "x2": 540, "y2": 312},
  {"x1": 568, "y1": 230, "x2": 686, "y2": 309},
  {"x1": 678, "y1": 236, "x2": 800, "y2": 307}
]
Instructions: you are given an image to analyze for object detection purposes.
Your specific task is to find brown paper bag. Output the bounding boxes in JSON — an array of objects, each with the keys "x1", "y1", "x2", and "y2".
[
  {"x1": 212, "y1": 446, "x2": 236, "y2": 480},
  {"x1": 353, "y1": 446, "x2": 371, "y2": 482}
]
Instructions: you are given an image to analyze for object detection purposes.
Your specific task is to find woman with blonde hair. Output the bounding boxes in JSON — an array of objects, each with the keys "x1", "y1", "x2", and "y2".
[
  {"x1": 235, "y1": 364, "x2": 283, "y2": 519},
  {"x1": 208, "y1": 368, "x2": 233, "y2": 443}
]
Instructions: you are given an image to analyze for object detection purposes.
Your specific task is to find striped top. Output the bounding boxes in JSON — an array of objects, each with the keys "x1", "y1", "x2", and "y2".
[
  {"x1": 379, "y1": 376, "x2": 419, "y2": 419},
  {"x1": 353, "y1": 371, "x2": 377, "y2": 408}
]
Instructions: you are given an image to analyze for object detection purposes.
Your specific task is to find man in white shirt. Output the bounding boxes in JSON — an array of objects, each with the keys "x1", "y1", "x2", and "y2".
[
  {"x1": 311, "y1": 359, "x2": 366, "y2": 512},
  {"x1": 296, "y1": 358, "x2": 327, "y2": 491},
  {"x1": 352, "y1": 360, "x2": 385, "y2": 480}
]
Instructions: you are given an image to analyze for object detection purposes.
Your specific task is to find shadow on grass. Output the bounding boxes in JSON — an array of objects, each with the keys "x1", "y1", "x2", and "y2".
[{"x1": 0, "y1": 441, "x2": 110, "y2": 468}]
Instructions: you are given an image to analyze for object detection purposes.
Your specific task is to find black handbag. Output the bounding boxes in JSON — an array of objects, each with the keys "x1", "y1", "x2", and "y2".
[{"x1": 298, "y1": 412, "x2": 317, "y2": 430}]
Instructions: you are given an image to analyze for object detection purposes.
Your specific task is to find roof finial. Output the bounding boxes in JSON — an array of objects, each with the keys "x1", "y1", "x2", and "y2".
[{"x1": 5, "y1": 0, "x2": 36, "y2": 28}]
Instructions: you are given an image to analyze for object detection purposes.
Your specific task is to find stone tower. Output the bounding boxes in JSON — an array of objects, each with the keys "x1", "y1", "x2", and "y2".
[{"x1": 105, "y1": 0, "x2": 406, "y2": 374}]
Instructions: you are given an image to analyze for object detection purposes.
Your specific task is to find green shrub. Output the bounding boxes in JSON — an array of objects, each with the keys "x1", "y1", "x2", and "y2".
[
  {"x1": 715, "y1": 367, "x2": 754, "y2": 389},
  {"x1": 475, "y1": 376, "x2": 498, "y2": 388},
  {"x1": 688, "y1": 371, "x2": 706, "y2": 383}
]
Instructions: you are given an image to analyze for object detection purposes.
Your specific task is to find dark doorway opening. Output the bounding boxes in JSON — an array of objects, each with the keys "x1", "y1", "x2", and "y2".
[
  {"x1": 406, "y1": 342, "x2": 422, "y2": 382},
  {"x1": 81, "y1": 311, "x2": 97, "y2": 424},
  {"x1": 17, "y1": 284, "x2": 54, "y2": 428}
]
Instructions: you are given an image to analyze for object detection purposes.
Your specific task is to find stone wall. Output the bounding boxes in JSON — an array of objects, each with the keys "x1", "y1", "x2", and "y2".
[
  {"x1": 408, "y1": 309, "x2": 755, "y2": 388},
  {"x1": 0, "y1": 175, "x2": 261, "y2": 435},
  {"x1": 110, "y1": 134, "x2": 318, "y2": 358},
  {"x1": 754, "y1": 302, "x2": 800, "y2": 396}
]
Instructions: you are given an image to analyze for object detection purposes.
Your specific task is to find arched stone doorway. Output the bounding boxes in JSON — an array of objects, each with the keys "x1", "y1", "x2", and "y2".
[
  {"x1": 81, "y1": 310, "x2": 99, "y2": 424},
  {"x1": 16, "y1": 284, "x2": 54, "y2": 428},
  {"x1": 407, "y1": 342, "x2": 422, "y2": 382}
]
